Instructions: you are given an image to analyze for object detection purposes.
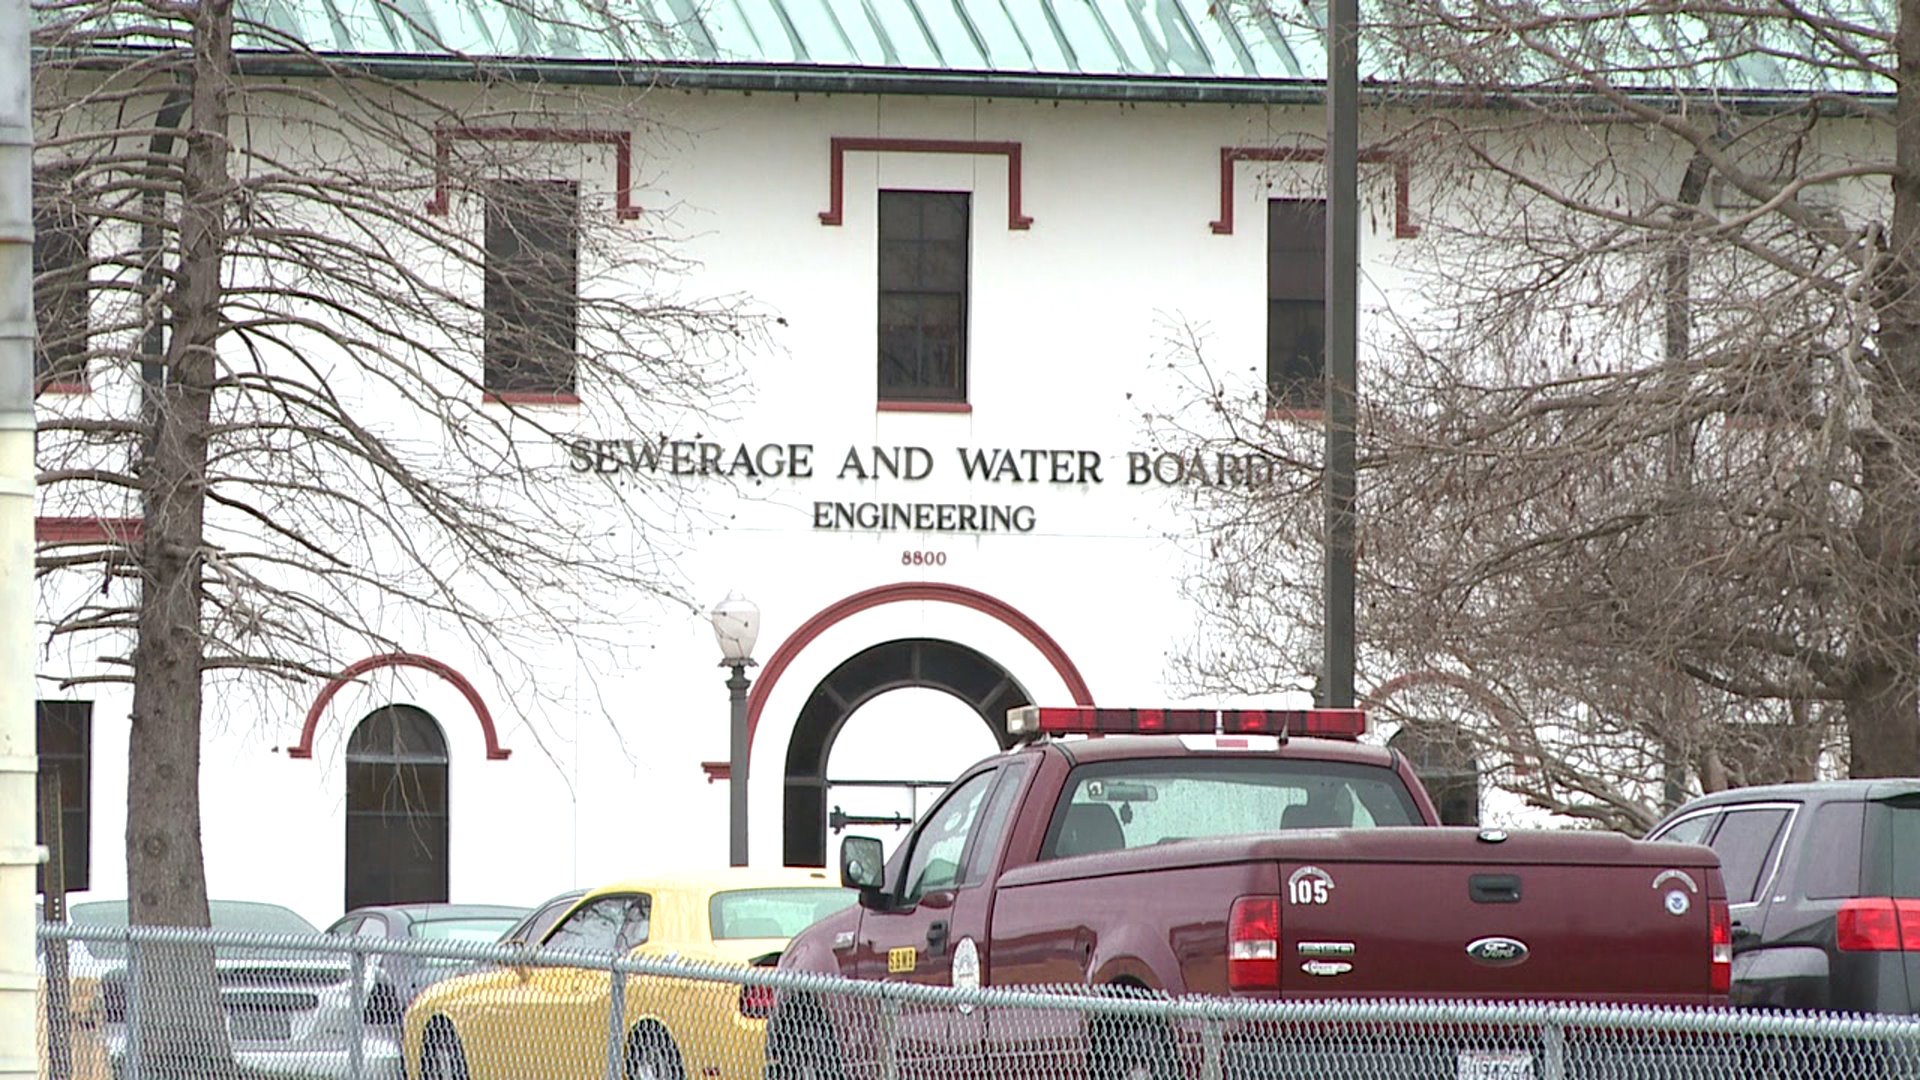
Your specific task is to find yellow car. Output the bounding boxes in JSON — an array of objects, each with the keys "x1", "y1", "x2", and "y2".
[{"x1": 401, "y1": 868, "x2": 856, "y2": 1080}]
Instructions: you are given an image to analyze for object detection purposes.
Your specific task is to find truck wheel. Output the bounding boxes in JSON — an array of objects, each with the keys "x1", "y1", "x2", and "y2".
[
  {"x1": 766, "y1": 995, "x2": 848, "y2": 1080},
  {"x1": 625, "y1": 1024, "x2": 686, "y2": 1080},
  {"x1": 420, "y1": 1020, "x2": 471, "y2": 1080},
  {"x1": 1089, "y1": 1019, "x2": 1176, "y2": 1080}
]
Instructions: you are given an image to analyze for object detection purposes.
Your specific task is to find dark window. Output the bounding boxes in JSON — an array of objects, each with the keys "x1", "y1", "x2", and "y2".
[
  {"x1": 962, "y1": 760, "x2": 1031, "y2": 884},
  {"x1": 1804, "y1": 801, "x2": 1866, "y2": 900},
  {"x1": 1268, "y1": 199, "x2": 1325, "y2": 411},
  {"x1": 512, "y1": 893, "x2": 584, "y2": 945},
  {"x1": 33, "y1": 174, "x2": 89, "y2": 388},
  {"x1": 1863, "y1": 796, "x2": 1920, "y2": 898},
  {"x1": 878, "y1": 190, "x2": 969, "y2": 402},
  {"x1": 545, "y1": 894, "x2": 648, "y2": 954},
  {"x1": 1655, "y1": 812, "x2": 1718, "y2": 848},
  {"x1": 36, "y1": 700, "x2": 91, "y2": 893},
  {"x1": 1708, "y1": 807, "x2": 1791, "y2": 905},
  {"x1": 345, "y1": 706, "x2": 449, "y2": 911},
  {"x1": 484, "y1": 180, "x2": 579, "y2": 396},
  {"x1": 901, "y1": 769, "x2": 996, "y2": 902}
]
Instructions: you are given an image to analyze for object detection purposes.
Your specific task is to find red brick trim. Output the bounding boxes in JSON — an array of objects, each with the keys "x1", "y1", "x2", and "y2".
[
  {"x1": 289, "y1": 652, "x2": 510, "y2": 761},
  {"x1": 427, "y1": 126, "x2": 640, "y2": 221},
  {"x1": 819, "y1": 137, "x2": 1034, "y2": 230},
  {"x1": 878, "y1": 400, "x2": 972, "y2": 413},
  {"x1": 701, "y1": 761, "x2": 731, "y2": 783},
  {"x1": 1212, "y1": 146, "x2": 1420, "y2": 238},
  {"x1": 36, "y1": 380, "x2": 92, "y2": 397},
  {"x1": 36, "y1": 517, "x2": 143, "y2": 544},
  {"x1": 744, "y1": 582, "x2": 1093, "y2": 759},
  {"x1": 483, "y1": 390, "x2": 582, "y2": 406}
]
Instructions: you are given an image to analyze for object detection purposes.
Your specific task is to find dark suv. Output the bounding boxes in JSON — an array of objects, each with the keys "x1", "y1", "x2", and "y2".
[{"x1": 1648, "y1": 779, "x2": 1920, "y2": 1013}]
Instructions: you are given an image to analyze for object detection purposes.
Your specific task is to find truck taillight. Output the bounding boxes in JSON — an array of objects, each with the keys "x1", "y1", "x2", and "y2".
[
  {"x1": 1836, "y1": 897, "x2": 1920, "y2": 951},
  {"x1": 1228, "y1": 896, "x2": 1282, "y2": 990},
  {"x1": 1007, "y1": 707, "x2": 1367, "y2": 740},
  {"x1": 738, "y1": 983, "x2": 777, "y2": 1019},
  {"x1": 1709, "y1": 899, "x2": 1732, "y2": 994}
]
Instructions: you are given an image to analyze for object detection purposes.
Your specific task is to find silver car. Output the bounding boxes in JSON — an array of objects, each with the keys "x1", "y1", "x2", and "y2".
[{"x1": 69, "y1": 899, "x2": 403, "y2": 1080}]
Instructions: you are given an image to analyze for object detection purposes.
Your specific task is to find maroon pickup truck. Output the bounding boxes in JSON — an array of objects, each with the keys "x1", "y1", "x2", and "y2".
[{"x1": 771, "y1": 706, "x2": 1730, "y2": 1080}]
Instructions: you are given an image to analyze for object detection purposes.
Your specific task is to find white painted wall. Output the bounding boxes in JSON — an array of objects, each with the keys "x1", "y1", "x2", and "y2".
[{"x1": 33, "y1": 86, "x2": 1434, "y2": 928}]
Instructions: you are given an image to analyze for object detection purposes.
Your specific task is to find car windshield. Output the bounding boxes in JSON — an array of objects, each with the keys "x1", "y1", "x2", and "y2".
[
  {"x1": 68, "y1": 900, "x2": 321, "y2": 960},
  {"x1": 411, "y1": 917, "x2": 522, "y2": 943},
  {"x1": 1043, "y1": 758, "x2": 1424, "y2": 858},
  {"x1": 709, "y1": 888, "x2": 859, "y2": 940}
]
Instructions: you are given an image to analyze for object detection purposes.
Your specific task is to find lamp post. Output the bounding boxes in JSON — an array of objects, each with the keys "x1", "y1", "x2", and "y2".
[{"x1": 710, "y1": 594, "x2": 760, "y2": 867}]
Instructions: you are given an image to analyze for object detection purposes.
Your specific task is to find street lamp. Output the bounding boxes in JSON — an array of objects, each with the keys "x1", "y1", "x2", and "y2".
[{"x1": 710, "y1": 593, "x2": 760, "y2": 867}]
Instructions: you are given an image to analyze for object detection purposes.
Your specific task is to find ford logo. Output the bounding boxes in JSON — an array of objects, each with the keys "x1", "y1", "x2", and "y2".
[{"x1": 1466, "y1": 936, "x2": 1530, "y2": 967}]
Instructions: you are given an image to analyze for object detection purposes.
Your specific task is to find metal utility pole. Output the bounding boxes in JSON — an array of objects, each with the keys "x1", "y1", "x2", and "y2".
[
  {"x1": 1323, "y1": 0, "x2": 1360, "y2": 709},
  {"x1": 0, "y1": 0, "x2": 39, "y2": 1074}
]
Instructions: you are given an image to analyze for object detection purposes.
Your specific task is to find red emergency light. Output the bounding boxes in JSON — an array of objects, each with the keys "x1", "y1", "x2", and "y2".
[{"x1": 1005, "y1": 706, "x2": 1367, "y2": 740}]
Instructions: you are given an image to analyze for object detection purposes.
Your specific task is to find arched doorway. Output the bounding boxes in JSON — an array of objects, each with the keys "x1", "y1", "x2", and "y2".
[
  {"x1": 783, "y1": 638, "x2": 1029, "y2": 866},
  {"x1": 345, "y1": 705, "x2": 450, "y2": 910}
]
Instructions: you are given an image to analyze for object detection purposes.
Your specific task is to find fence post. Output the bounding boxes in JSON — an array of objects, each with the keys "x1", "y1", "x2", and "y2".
[
  {"x1": 879, "y1": 997, "x2": 901, "y2": 1080},
  {"x1": 348, "y1": 947, "x2": 366, "y2": 1080},
  {"x1": 123, "y1": 930, "x2": 143, "y2": 1080},
  {"x1": 1540, "y1": 1021, "x2": 1567, "y2": 1080},
  {"x1": 1199, "y1": 1018, "x2": 1223, "y2": 1080},
  {"x1": 604, "y1": 965, "x2": 626, "y2": 1080}
]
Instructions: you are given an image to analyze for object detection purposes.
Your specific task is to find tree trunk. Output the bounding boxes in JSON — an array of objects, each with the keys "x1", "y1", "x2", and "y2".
[
  {"x1": 1848, "y1": 0, "x2": 1920, "y2": 778},
  {"x1": 124, "y1": 1, "x2": 236, "y2": 1074}
]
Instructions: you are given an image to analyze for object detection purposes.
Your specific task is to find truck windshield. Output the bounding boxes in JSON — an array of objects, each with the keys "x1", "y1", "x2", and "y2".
[{"x1": 1043, "y1": 758, "x2": 1423, "y2": 858}]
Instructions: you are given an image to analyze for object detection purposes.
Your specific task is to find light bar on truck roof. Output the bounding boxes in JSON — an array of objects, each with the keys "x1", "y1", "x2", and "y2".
[{"x1": 1005, "y1": 706, "x2": 1367, "y2": 740}]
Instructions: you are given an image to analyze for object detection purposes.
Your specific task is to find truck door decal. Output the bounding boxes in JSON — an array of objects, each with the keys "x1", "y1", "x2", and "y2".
[
  {"x1": 1288, "y1": 865, "x2": 1335, "y2": 905},
  {"x1": 888, "y1": 946, "x2": 918, "y2": 974}
]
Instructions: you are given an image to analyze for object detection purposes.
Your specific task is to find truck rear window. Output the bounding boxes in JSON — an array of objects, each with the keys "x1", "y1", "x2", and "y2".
[{"x1": 1041, "y1": 758, "x2": 1423, "y2": 859}]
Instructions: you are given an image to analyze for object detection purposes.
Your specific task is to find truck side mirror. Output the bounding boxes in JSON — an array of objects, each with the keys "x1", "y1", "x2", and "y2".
[{"x1": 840, "y1": 835, "x2": 886, "y2": 893}]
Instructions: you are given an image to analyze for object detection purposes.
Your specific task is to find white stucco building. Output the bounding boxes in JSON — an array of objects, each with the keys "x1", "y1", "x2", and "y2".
[{"x1": 27, "y1": 0, "x2": 1855, "y2": 927}]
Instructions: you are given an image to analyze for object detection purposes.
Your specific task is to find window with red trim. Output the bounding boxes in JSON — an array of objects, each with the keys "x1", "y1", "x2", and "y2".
[
  {"x1": 1268, "y1": 199, "x2": 1325, "y2": 412},
  {"x1": 878, "y1": 190, "x2": 969, "y2": 404},
  {"x1": 484, "y1": 180, "x2": 579, "y2": 398}
]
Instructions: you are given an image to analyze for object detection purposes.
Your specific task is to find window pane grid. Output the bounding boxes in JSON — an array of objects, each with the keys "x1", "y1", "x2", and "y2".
[
  {"x1": 1268, "y1": 199, "x2": 1326, "y2": 411},
  {"x1": 485, "y1": 180, "x2": 579, "y2": 396},
  {"x1": 878, "y1": 190, "x2": 969, "y2": 403}
]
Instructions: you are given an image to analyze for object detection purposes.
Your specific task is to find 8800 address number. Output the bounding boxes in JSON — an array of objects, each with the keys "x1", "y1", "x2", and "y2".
[{"x1": 901, "y1": 551, "x2": 948, "y2": 567}]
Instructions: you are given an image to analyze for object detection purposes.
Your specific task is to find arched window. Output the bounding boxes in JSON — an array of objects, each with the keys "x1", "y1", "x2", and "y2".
[
  {"x1": 345, "y1": 705, "x2": 449, "y2": 910},
  {"x1": 1389, "y1": 722, "x2": 1481, "y2": 827}
]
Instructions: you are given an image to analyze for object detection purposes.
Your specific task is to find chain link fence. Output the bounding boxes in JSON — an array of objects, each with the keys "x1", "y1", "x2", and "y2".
[{"x1": 34, "y1": 921, "x2": 1920, "y2": 1080}]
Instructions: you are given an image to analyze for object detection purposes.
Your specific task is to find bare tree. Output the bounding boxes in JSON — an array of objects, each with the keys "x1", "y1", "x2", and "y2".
[
  {"x1": 32, "y1": 1, "x2": 752, "y2": 1070},
  {"x1": 1166, "y1": 1, "x2": 1911, "y2": 828}
]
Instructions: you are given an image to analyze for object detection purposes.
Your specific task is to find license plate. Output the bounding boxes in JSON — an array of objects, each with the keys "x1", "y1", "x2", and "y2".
[
  {"x1": 229, "y1": 1012, "x2": 292, "y2": 1042},
  {"x1": 1457, "y1": 1050, "x2": 1534, "y2": 1080}
]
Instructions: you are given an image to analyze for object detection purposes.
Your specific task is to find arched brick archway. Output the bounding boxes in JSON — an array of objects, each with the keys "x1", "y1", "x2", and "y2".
[
  {"x1": 783, "y1": 638, "x2": 1029, "y2": 867},
  {"x1": 288, "y1": 652, "x2": 510, "y2": 761},
  {"x1": 752, "y1": 583, "x2": 1093, "y2": 867},
  {"x1": 746, "y1": 582, "x2": 1094, "y2": 756}
]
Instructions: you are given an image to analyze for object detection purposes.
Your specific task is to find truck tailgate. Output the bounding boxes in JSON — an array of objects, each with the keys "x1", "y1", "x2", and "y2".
[{"x1": 1255, "y1": 829, "x2": 1723, "y2": 1002}]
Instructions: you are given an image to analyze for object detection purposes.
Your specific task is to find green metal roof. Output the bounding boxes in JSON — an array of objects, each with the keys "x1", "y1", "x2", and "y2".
[
  {"x1": 231, "y1": 0, "x2": 1320, "y2": 80},
  {"x1": 51, "y1": 0, "x2": 1897, "y2": 101}
]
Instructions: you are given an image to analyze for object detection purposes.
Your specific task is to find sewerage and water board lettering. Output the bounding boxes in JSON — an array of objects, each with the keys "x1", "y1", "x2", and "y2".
[{"x1": 562, "y1": 439, "x2": 1278, "y2": 534}]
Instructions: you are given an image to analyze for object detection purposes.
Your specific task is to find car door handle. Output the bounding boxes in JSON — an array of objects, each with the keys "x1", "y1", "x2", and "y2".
[{"x1": 927, "y1": 920, "x2": 949, "y2": 955}]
